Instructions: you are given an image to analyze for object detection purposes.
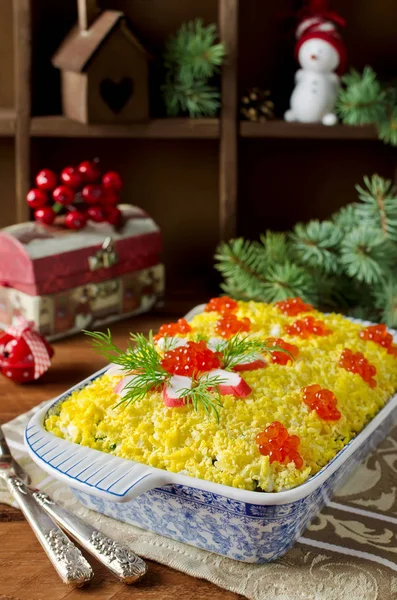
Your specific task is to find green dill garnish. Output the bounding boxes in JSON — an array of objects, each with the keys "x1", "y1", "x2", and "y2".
[
  {"x1": 221, "y1": 334, "x2": 293, "y2": 370},
  {"x1": 177, "y1": 374, "x2": 226, "y2": 422},
  {"x1": 85, "y1": 329, "x2": 170, "y2": 408},
  {"x1": 109, "y1": 443, "x2": 117, "y2": 450}
]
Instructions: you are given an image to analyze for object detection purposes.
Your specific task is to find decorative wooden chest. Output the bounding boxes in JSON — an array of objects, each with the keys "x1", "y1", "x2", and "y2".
[{"x1": 0, "y1": 205, "x2": 164, "y2": 340}]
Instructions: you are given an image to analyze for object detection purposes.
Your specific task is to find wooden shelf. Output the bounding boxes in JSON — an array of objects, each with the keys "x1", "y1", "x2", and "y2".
[
  {"x1": 30, "y1": 116, "x2": 220, "y2": 139},
  {"x1": 240, "y1": 120, "x2": 379, "y2": 140},
  {"x1": 0, "y1": 109, "x2": 16, "y2": 136}
]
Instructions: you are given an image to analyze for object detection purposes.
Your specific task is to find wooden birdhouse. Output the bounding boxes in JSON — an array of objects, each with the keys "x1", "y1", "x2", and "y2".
[{"x1": 52, "y1": 0, "x2": 150, "y2": 124}]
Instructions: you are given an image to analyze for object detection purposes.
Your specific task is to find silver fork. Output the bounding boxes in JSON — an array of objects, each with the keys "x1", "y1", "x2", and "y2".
[
  {"x1": 0, "y1": 427, "x2": 147, "y2": 584},
  {"x1": 0, "y1": 426, "x2": 93, "y2": 586}
]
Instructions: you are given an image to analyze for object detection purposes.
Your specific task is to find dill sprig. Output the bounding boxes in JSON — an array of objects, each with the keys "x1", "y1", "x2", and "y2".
[
  {"x1": 220, "y1": 334, "x2": 293, "y2": 370},
  {"x1": 178, "y1": 374, "x2": 226, "y2": 422},
  {"x1": 85, "y1": 329, "x2": 170, "y2": 408}
]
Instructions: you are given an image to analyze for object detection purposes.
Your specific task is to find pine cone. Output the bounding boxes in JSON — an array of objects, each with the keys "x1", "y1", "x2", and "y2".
[{"x1": 240, "y1": 88, "x2": 275, "y2": 122}]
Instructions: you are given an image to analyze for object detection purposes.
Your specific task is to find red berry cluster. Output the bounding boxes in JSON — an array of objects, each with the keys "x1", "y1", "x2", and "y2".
[
  {"x1": 216, "y1": 314, "x2": 251, "y2": 338},
  {"x1": 256, "y1": 421, "x2": 303, "y2": 469},
  {"x1": 339, "y1": 348, "x2": 377, "y2": 388},
  {"x1": 275, "y1": 297, "x2": 313, "y2": 316},
  {"x1": 154, "y1": 318, "x2": 192, "y2": 341},
  {"x1": 161, "y1": 340, "x2": 222, "y2": 376},
  {"x1": 27, "y1": 162, "x2": 123, "y2": 230},
  {"x1": 204, "y1": 296, "x2": 238, "y2": 314},
  {"x1": 360, "y1": 324, "x2": 397, "y2": 356},
  {"x1": 285, "y1": 316, "x2": 331, "y2": 339},
  {"x1": 302, "y1": 384, "x2": 341, "y2": 421},
  {"x1": 265, "y1": 337, "x2": 299, "y2": 365}
]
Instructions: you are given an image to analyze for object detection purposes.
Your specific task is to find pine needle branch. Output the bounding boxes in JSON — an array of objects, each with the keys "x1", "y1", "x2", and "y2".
[{"x1": 162, "y1": 19, "x2": 226, "y2": 118}]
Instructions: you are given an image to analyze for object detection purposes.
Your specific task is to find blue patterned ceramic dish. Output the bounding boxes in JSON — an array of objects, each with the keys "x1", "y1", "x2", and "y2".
[{"x1": 25, "y1": 309, "x2": 397, "y2": 563}]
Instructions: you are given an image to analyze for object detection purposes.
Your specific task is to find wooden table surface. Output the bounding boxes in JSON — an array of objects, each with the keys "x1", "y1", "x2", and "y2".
[{"x1": 0, "y1": 304, "x2": 243, "y2": 600}]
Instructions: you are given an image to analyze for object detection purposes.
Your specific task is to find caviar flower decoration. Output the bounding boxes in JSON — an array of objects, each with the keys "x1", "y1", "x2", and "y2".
[{"x1": 85, "y1": 327, "x2": 294, "y2": 420}]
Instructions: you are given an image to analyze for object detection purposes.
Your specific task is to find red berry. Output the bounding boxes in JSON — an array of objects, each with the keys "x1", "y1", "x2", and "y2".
[
  {"x1": 60, "y1": 166, "x2": 83, "y2": 190},
  {"x1": 154, "y1": 318, "x2": 192, "y2": 341},
  {"x1": 34, "y1": 207, "x2": 56, "y2": 225},
  {"x1": 78, "y1": 160, "x2": 100, "y2": 183},
  {"x1": 216, "y1": 314, "x2": 250, "y2": 338},
  {"x1": 102, "y1": 171, "x2": 122, "y2": 191},
  {"x1": 82, "y1": 184, "x2": 104, "y2": 205},
  {"x1": 102, "y1": 189, "x2": 119, "y2": 206},
  {"x1": 275, "y1": 297, "x2": 313, "y2": 316},
  {"x1": 52, "y1": 185, "x2": 74, "y2": 206},
  {"x1": 106, "y1": 206, "x2": 122, "y2": 226},
  {"x1": 35, "y1": 169, "x2": 57, "y2": 191},
  {"x1": 26, "y1": 188, "x2": 48, "y2": 209},
  {"x1": 87, "y1": 205, "x2": 106, "y2": 223},
  {"x1": 65, "y1": 210, "x2": 87, "y2": 230},
  {"x1": 204, "y1": 297, "x2": 238, "y2": 314}
]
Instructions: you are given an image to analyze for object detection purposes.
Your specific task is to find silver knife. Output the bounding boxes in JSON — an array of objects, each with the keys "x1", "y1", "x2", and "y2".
[{"x1": 0, "y1": 426, "x2": 93, "y2": 586}]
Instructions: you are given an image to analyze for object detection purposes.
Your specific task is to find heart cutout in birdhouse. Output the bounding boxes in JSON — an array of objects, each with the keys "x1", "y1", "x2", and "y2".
[{"x1": 100, "y1": 78, "x2": 134, "y2": 114}]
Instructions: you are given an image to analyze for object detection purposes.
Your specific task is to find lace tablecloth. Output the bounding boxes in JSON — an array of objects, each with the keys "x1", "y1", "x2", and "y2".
[{"x1": 1, "y1": 404, "x2": 397, "y2": 600}]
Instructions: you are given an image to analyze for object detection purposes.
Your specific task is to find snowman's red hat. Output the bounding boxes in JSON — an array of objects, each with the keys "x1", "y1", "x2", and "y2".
[{"x1": 294, "y1": 1, "x2": 347, "y2": 74}]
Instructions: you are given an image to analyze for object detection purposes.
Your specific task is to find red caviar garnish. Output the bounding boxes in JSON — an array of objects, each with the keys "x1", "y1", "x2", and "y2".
[
  {"x1": 302, "y1": 384, "x2": 341, "y2": 421},
  {"x1": 161, "y1": 340, "x2": 222, "y2": 376},
  {"x1": 339, "y1": 348, "x2": 377, "y2": 388},
  {"x1": 265, "y1": 337, "x2": 299, "y2": 365},
  {"x1": 360, "y1": 324, "x2": 397, "y2": 356},
  {"x1": 255, "y1": 421, "x2": 303, "y2": 468},
  {"x1": 204, "y1": 296, "x2": 238, "y2": 313},
  {"x1": 154, "y1": 318, "x2": 191, "y2": 341},
  {"x1": 216, "y1": 313, "x2": 251, "y2": 338},
  {"x1": 285, "y1": 316, "x2": 331, "y2": 339},
  {"x1": 275, "y1": 297, "x2": 313, "y2": 316}
]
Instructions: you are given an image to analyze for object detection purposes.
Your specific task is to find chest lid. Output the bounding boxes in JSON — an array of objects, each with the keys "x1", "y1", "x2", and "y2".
[{"x1": 0, "y1": 205, "x2": 161, "y2": 296}]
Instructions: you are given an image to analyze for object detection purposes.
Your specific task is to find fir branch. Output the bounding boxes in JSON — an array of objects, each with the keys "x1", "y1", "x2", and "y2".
[
  {"x1": 355, "y1": 175, "x2": 397, "y2": 241},
  {"x1": 178, "y1": 375, "x2": 225, "y2": 422},
  {"x1": 339, "y1": 227, "x2": 394, "y2": 284},
  {"x1": 332, "y1": 203, "x2": 361, "y2": 233},
  {"x1": 215, "y1": 239, "x2": 316, "y2": 303},
  {"x1": 374, "y1": 280, "x2": 397, "y2": 328},
  {"x1": 259, "y1": 262, "x2": 316, "y2": 303},
  {"x1": 162, "y1": 19, "x2": 225, "y2": 118},
  {"x1": 221, "y1": 334, "x2": 293, "y2": 370},
  {"x1": 377, "y1": 106, "x2": 397, "y2": 147},
  {"x1": 162, "y1": 80, "x2": 221, "y2": 117},
  {"x1": 336, "y1": 67, "x2": 387, "y2": 125},
  {"x1": 259, "y1": 231, "x2": 290, "y2": 263},
  {"x1": 289, "y1": 220, "x2": 342, "y2": 274}
]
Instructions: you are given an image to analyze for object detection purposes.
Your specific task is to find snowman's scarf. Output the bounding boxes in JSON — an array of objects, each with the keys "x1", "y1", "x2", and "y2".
[{"x1": 7, "y1": 318, "x2": 51, "y2": 379}]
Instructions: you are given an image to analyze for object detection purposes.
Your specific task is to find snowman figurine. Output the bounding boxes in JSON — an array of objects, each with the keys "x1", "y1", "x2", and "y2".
[{"x1": 284, "y1": 8, "x2": 347, "y2": 126}]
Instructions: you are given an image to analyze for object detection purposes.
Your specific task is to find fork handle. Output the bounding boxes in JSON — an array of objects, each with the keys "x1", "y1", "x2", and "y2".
[
  {"x1": 33, "y1": 490, "x2": 147, "y2": 584},
  {"x1": 6, "y1": 476, "x2": 93, "y2": 586}
]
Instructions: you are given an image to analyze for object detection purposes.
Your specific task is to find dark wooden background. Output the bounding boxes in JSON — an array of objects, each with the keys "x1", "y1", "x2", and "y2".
[{"x1": 1, "y1": 0, "x2": 397, "y2": 296}]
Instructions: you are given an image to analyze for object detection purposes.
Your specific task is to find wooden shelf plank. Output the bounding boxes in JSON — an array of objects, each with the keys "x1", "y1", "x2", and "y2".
[
  {"x1": 240, "y1": 120, "x2": 379, "y2": 140},
  {"x1": 0, "y1": 109, "x2": 16, "y2": 136},
  {"x1": 30, "y1": 116, "x2": 220, "y2": 139}
]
